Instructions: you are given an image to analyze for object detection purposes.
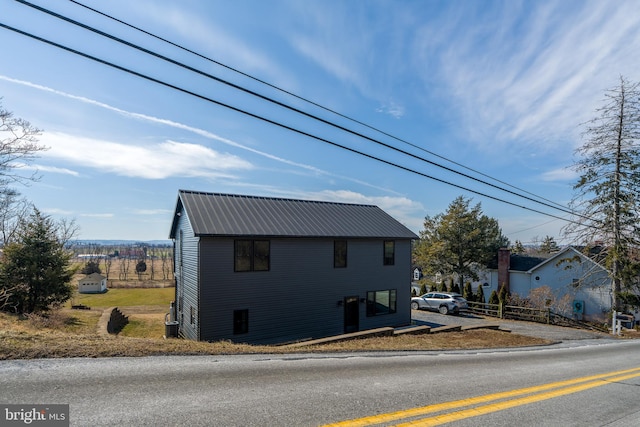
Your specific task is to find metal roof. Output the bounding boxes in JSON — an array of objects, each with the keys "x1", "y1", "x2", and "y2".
[{"x1": 170, "y1": 190, "x2": 418, "y2": 239}]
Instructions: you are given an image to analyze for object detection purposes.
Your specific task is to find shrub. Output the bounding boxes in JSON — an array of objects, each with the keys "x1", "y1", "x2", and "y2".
[{"x1": 488, "y1": 290, "x2": 499, "y2": 305}]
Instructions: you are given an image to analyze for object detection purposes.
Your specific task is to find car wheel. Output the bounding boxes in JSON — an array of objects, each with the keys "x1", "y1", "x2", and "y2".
[
  {"x1": 411, "y1": 301, "x2": 419, "y2": 310},
  {"x1": 439, "y1": 305, "x2": 449, "y2": 315}
]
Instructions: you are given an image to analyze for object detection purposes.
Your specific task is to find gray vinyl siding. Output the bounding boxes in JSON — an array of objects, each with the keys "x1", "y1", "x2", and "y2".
[
  {"x1": 198, "y1": 237, "x2": 412, "y2": 344},
  {"x1": 174, "y1": 208, "x2": 200, "y2": 340}
]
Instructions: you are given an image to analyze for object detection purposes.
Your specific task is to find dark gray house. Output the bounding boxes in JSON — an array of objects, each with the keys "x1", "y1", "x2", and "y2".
[{"x1": 169, "y1": 190, "x2": 418, "y2": 344}]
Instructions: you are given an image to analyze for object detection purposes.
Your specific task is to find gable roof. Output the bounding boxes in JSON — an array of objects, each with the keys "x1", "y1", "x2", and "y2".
[
  {"x1": 509, "y1": 254, "x2": 549, "y2": 272},
  {"x1": 169, "y1": 190, "x2": 419, "y2": 239},
  {"x1": 525, "y1": 246, "x2": 608, "y2": 274}
]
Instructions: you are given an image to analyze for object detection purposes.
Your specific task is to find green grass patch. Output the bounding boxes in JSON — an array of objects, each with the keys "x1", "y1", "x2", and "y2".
[
  {"x1": 70, "y1": 288, "x2": 174, "y2": 308},
  {"x1": 62, "y1": 310, "x2": 102, "y2": 334},
  {"x1": 120, "y1": 314, "x2": 165, "y2": 339}
]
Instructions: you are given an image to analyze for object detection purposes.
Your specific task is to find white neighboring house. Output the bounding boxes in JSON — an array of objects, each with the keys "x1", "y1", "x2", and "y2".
[
  {"x1": 482, "y1": 247, "x2": 614, "y2": 322},
  {"x1": 78, "y1": 272, "x2": 107, "y2": 294}
]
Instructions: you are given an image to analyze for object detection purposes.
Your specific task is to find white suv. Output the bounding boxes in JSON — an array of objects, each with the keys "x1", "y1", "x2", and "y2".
[{"x1": 410, "y1": 292, "x2": 468, "y2": 315}]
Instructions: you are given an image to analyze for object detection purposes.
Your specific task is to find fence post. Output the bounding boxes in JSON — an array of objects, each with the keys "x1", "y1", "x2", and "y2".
[
  {"x1": 547, "y1": 308, "x2": 551, "y2": 324},
  {"x1": 498, "y1": 304, "x2": 503, "y2": 319}
]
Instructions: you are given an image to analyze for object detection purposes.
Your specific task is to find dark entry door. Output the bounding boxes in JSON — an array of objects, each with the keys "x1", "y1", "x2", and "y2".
[{"x1": 344, "y1": 296, "x2": 359, "y2": 333}]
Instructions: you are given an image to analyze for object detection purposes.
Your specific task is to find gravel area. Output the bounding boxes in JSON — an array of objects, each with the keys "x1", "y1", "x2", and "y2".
[{"x1": 411, "y1": 309, "x2": 614, "y2": 342}]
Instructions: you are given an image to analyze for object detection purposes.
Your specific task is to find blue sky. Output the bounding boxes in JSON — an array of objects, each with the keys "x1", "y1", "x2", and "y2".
[{"x1": 1, "y1": 0, "x2": 639, "y2": 243}]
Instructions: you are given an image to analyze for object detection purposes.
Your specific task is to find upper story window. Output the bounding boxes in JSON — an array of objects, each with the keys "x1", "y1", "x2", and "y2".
[
  {"x1": 235, "y1": 240, "x2": 270, "y2": 272},
  {"x1": 383, "y1": 240, "x2": 395, "y2": 266},
  {"x1": 334, "y1": 240, "x2": 347, "y2": 268}
]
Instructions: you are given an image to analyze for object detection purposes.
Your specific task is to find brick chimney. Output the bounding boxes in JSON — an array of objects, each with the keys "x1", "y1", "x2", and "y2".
[{"x1": 498, "y1": 248, "x2": 510, "y2": 293}]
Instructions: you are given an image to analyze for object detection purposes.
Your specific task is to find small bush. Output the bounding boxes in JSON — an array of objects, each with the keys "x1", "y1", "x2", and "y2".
[{"x1": 24, "y1": 310, "x2": 69, "y2": 329}]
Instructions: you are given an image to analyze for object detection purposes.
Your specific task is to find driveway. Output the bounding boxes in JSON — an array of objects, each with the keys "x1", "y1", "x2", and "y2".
[{"x1": 411, "y1": 309, "x2": 613, "y2": 342}]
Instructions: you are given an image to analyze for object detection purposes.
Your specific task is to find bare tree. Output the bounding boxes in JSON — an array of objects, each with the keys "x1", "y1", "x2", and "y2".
[
  {"x1": 104, "y1": 254, "x2": 113, "y2": 280},
  {"x1": 0, "y1": 189, "x2": 32, "y2": 246},
  {"x1": 0, "y1": 100, "x2": 47, "y2": 188},
  {"x1": 0, "y1": 101, "x2": 47, "y2": 246},
  {"x1": 119, "y1": 255, "x2": 131, "y2": 281},
  {"x1": 564, "y1": 76, "x2": 640, "y2": 321},
  {"x1": 160, "y1": 248, "x2": 170, "y2": 280},
  {"x1": 148, "y1": 246, "x2": 156, "y2": 280}
]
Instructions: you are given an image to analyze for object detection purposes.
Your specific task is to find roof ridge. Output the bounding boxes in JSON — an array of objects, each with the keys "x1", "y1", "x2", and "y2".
[{"x1": 178, "y1": 189, "x2": 379, "y2": 208}]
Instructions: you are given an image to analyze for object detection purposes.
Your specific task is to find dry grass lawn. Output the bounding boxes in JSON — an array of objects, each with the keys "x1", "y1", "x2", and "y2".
[
  {"x1": 0, "y1": 308, "x2": 553, "y2": 360},
  {"x1": 0, "y1": 286, "x2": 566, "y2": 359}
]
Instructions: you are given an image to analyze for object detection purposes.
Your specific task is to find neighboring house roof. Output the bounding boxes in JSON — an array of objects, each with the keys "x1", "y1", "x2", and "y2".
[
  {"x1": 169, "y1": 190, "x2": 418, "y2": 239},
  {"x1": 510, "y1": 254, "x2": 549, "y2": 272},
  {"x1": 525, "y1": 246, "x2": 608, "y2": 274}
]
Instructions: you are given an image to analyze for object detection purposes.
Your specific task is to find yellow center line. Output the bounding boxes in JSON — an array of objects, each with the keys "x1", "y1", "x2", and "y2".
[
  {"x1": 322, "y1": 367, "x2": 640, "y2": 427},
  {"x1": 398, "y1": 371, "x2": 640, "y2": 427}
]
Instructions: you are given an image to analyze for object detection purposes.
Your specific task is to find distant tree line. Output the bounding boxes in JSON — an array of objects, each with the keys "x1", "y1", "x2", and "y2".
[{"x1": 72, "y1": 243, "x2": 174, "y2": 282}]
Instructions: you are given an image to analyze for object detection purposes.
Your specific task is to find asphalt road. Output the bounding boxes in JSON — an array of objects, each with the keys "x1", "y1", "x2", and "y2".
[{"x1": 1, "y1": 338, "x2": 639, "y2": 426}]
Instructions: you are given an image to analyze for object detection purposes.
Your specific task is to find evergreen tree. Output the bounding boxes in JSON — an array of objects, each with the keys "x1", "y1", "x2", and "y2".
[
  {"x1": 414, "y1": 196, "x2": 509, "y2": 291},
  {"x1": 476, "y1": 285, "x2": 485, "y2": 304},
  {"x1": 498, "y1": 284, "x2": 509, "y2": 306},
  {"x1": 81, "y1": 261, "x2": 101, "y2": 275},
  {"x1": 463, "y1": 281, "x2": 474, "y2": 302},
  {"x1": 511, "y1": 240, "x2": 526, "y2": 254},
  {"x1": 564, "y1": 76, "x2": 640, "y2": 316},
  {"x1": 488, "y1": 290, "x2": 499, "y2": 305},
  {"x1": 0, "y1": 209, "x2": 74, "y2": 313},
  {"x1": 539, "y1": 236, "x2": 560, "y2": 254}
]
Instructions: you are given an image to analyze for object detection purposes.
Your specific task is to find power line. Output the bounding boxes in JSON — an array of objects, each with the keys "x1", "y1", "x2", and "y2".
[
  {"x1": 17, "y1": 0, "x2": 579, "y2": 219},
  {"x1": 67, "y1": 0, "x2": 568, "y2": 212},
  {"x1": 0, "y1": 21, "x2": 592, "y2": 228}
]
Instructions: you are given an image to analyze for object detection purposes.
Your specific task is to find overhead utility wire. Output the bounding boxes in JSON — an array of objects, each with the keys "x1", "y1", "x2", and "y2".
[
  {"x1": 0, "y1": 21, "x2": 589, "y2": 228},
  {"x1": 17, "y1": 0, "x2": 583, "y2": 220},
  {"x1": 68, "y1": 0, "x2": 567, "y2": 212}
]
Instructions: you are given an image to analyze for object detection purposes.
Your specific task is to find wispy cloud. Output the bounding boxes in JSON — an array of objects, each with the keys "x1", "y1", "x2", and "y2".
[
  {"x1": 80, "y1": 213, "x2": 114, "y2": 219},
  {"x1": 412, "y1": 1, "x2": 640, "y2": 153},
  {"x1": 34, "y1": 164, "x2": 80, "y2": 176},
  {"x1": 376, "y1": 101, "x2": 405, "y2": 119},
  {"x1": 304, "y1": 189, "x2": 424, "y2": 232},
  {"x1": 540, "y1": 167, "x2": 578, "y2": 182},
  {"x1": 132, "y1": 209, "x2": 173, "y2": 216},
  {"x1": 40, "y1": 132, "x2": 251, "y2": 180},
  {"x1": 42, "y1": 207, "x2": 74, "y2": 216},
  {"x1": 1, "y1": 75, "x2": 406, "y2": 194},
  {"x1": 111, "y1": 1, "x2": 287, "y2": 83}
]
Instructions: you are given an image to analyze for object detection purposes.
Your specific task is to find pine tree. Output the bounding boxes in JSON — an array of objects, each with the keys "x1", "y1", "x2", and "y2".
[
  {"x1": 414, "y1": 196, "x2": 509, "y2": 291},
  {"x1": 539, "y1": 236, "x2": 560, "y2": 254},
  {"x1": 498, "y1": 284, "x2": 509, "y2": 306},
  {"x1": 463, "y1": 282, "x2": 474, "y2": 302},
  {"x1": 564, "y1": 76, "x2": 640, "y2": 317},
  {"x1": 476, "y1": 285, "x2": 485, "y2": 304},
  {"x1": 0, "y1": 209, "x2": 74, "y2": 313},
  {"x1": 511, "y1": 240, "x2": 525, "y2": 254},
  {"x1": 488, "y1": 290, "x2": 499, "y2": 305}
]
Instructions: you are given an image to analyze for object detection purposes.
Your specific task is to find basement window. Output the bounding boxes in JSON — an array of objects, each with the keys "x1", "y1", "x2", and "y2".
[
  {"x1": 233, "y1": 309, "x2": 249, "y2": 334},
  {"x1": 366, "y1": 289, "x2": 397, "y2": 316}
]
